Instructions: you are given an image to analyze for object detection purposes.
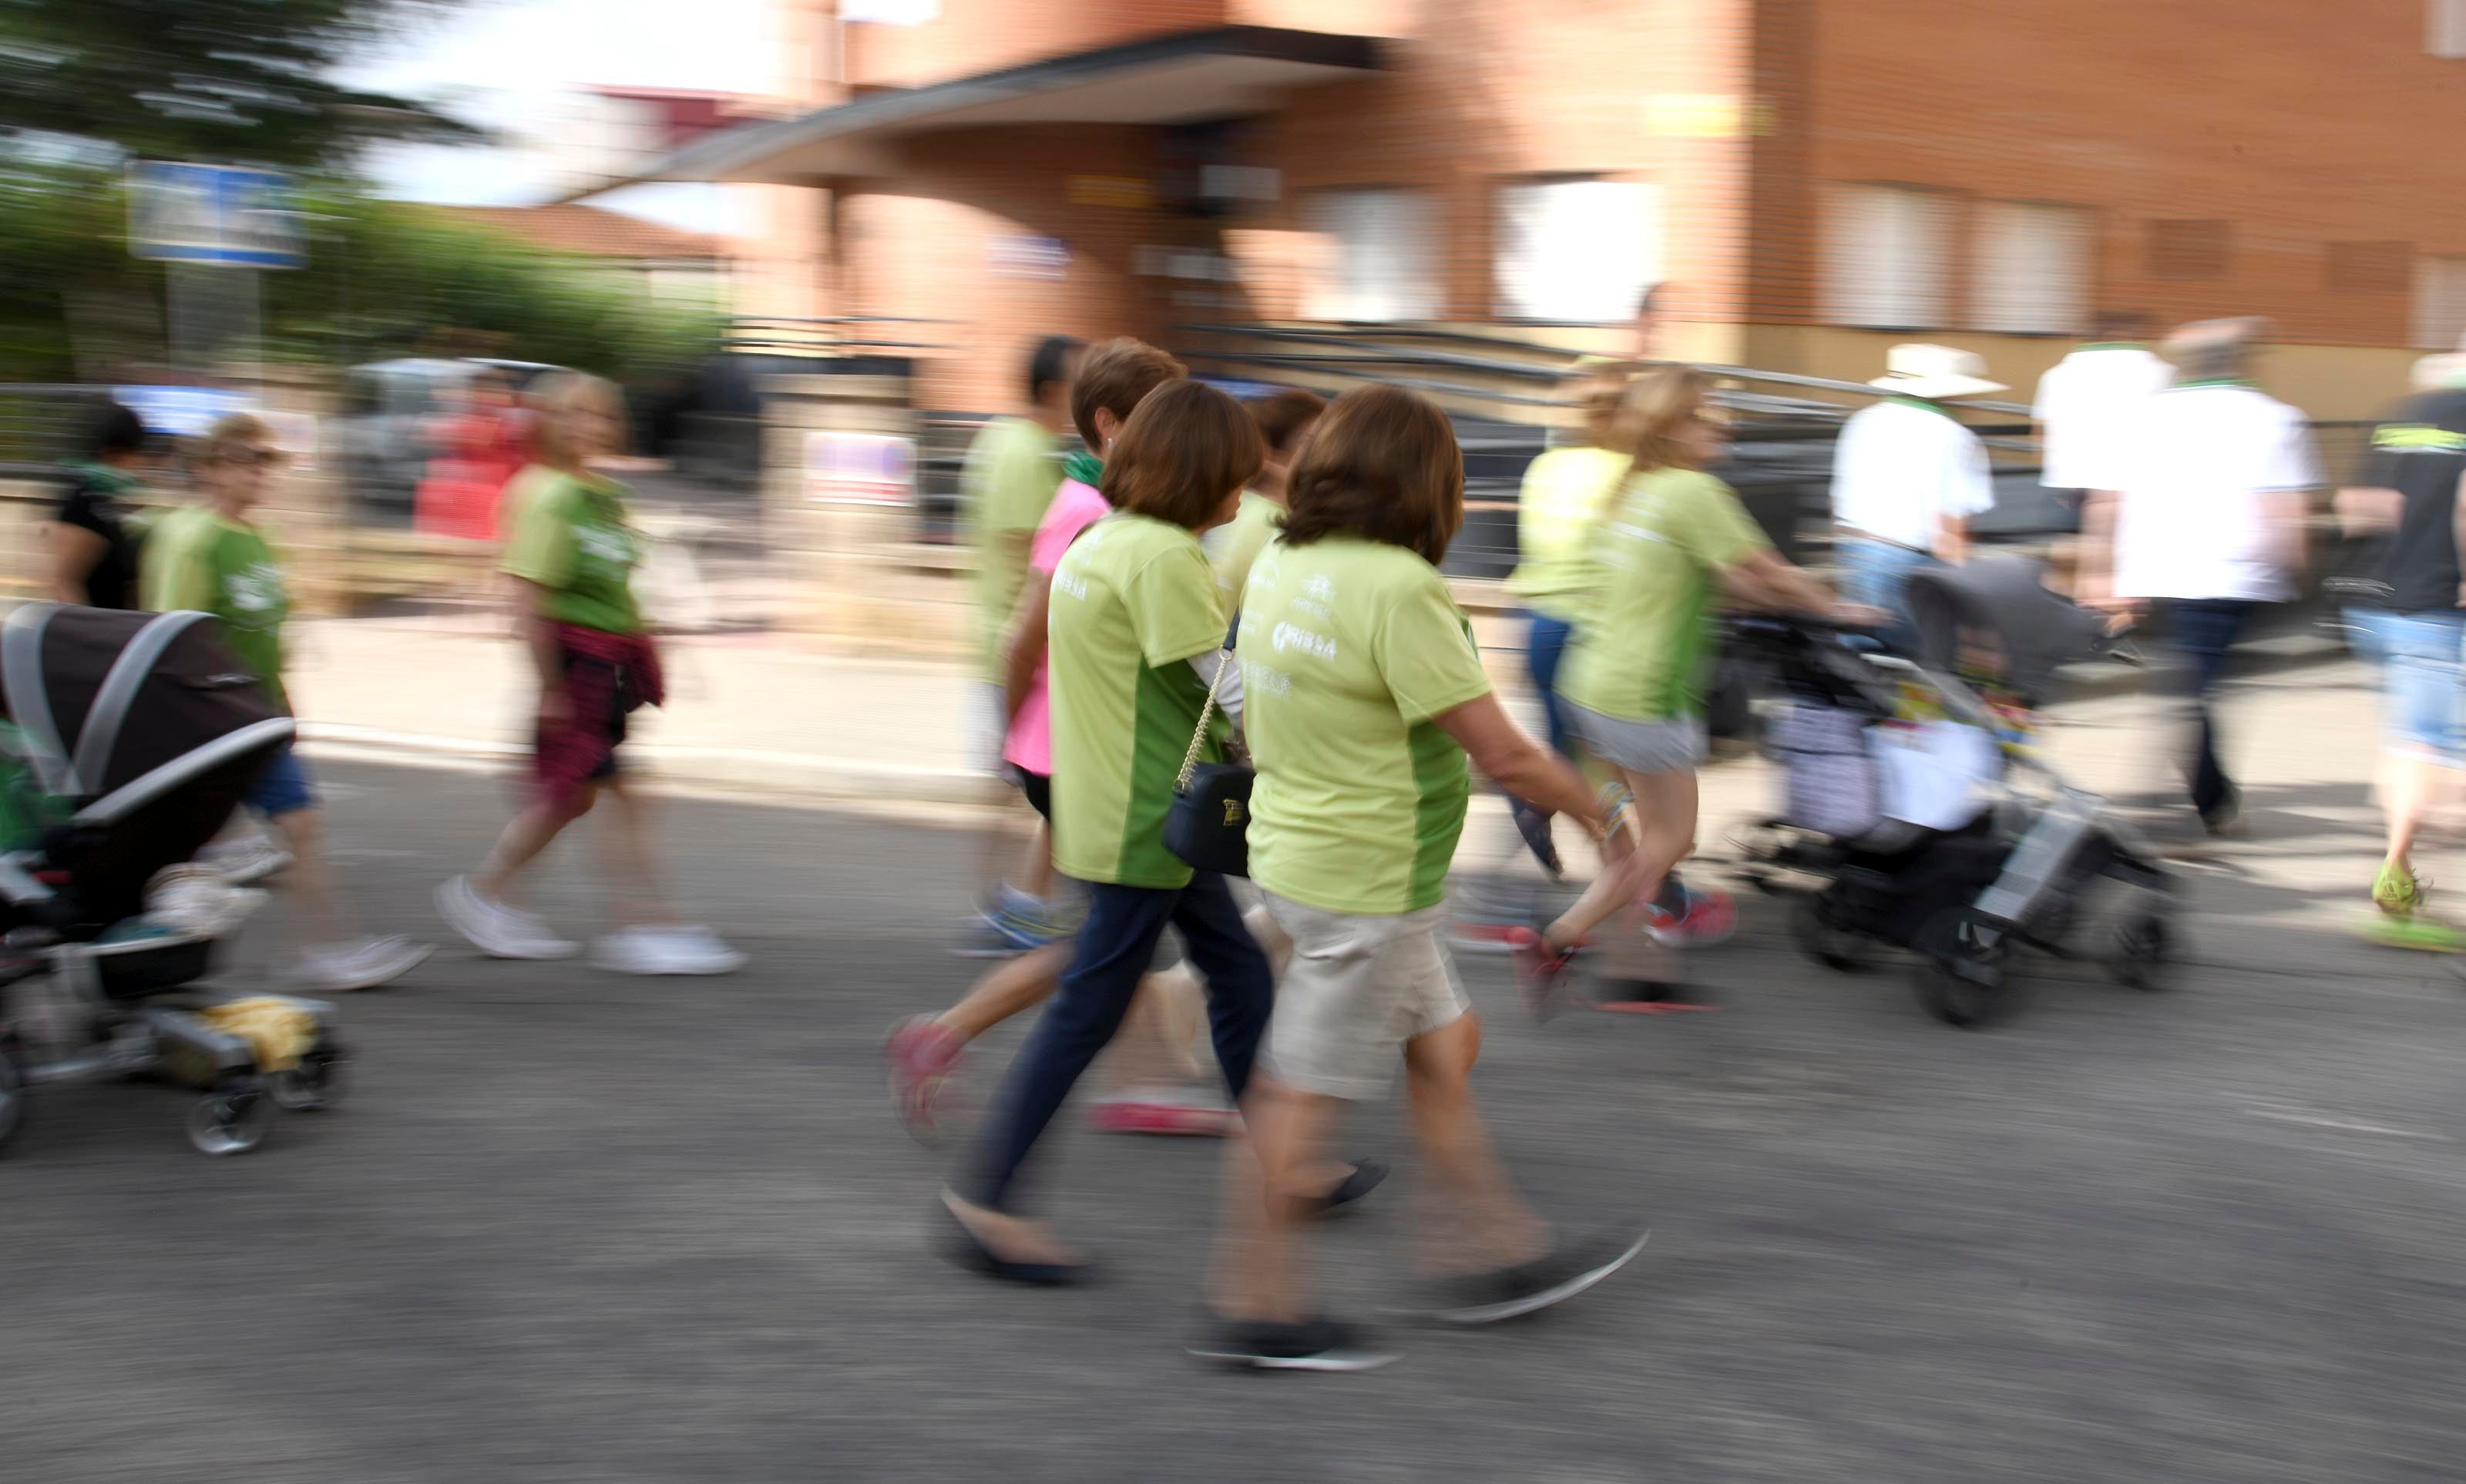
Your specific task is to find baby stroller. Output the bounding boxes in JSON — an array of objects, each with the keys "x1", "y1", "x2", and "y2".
[
  {"x1": 1, "y1": 603, "x2": 348, "y2": 1155},
  {"x1": 1733, "y1": 556, "x2": 2179, "y2": 1027}
]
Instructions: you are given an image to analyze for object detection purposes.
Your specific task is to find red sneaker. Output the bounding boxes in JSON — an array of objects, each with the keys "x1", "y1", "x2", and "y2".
[
  {"x1": 1507, "y1": 928, "x2": 1583, "y2": 1022},
  {"x1": 884, "y1": 1016, "x2": 966, "y2": 1145},
  {"x1": 1087, "y1": 1088, "x2": 1239, "y2": 1137},
  {"x1": 1640, "y1": 886, "x2": 1738, "y2": 948}
]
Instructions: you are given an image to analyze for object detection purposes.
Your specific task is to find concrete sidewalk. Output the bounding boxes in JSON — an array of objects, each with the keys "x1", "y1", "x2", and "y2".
[{"x1": 286, "y1": 611, "x2": 2444, "y2": 985}]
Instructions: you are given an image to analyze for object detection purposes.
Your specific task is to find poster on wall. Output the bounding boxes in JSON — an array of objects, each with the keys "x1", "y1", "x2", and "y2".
[{"x1": 805, "y1": 430, "x2": 915, "y2": 506}]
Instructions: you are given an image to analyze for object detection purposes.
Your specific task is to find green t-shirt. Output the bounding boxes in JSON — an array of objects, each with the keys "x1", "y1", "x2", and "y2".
[
  {"x1": 1237, "y1": 536, "x2": 1493, "y2": 915},
  {"x1": 962, "y1": 416, "x2": 1062, "y2": 680},
  {"x1": 142, "y1": 505, "x2": 292, "y2": 711},
  {"x1": 1505, "y1": 445, "x2": 1632, "y2": 623},
  {"x1": 1202, "y1": 490, "x2": 1282, "y2": 613},
  {"x1": 500, "y1": 472, "x2": 643, "y2": 636},
  {"x1": 1047, "y1": 513, "x2": 1229, "y2": 888},
  {"x1": 1557, "y1": 467, "x2": 1770, "y2": 724}
]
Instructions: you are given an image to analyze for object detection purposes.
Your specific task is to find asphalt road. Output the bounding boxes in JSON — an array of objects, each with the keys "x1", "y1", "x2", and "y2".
[{"x1": 8, "y1": 759, "x2": 2466, "y2": 1484}]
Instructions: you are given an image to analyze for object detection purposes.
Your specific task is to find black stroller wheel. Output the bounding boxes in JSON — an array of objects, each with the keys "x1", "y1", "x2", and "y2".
[
  {"x1": 1910, "y1": 909, "x2": 2020, "y2": 1029},
  {"x1": 2108, "y1": 912, "x2": 2175, "y2": 991},
  {"x1": 1791, "y1": 893, "x2": 1873, "y2": 973},
  {"x1": 268, "y1": 1042, "x2": 348, "y2": 1113},
  {"x1": 186, "y1": 1082, "x2": 270, "y2": 1157},
  {"x1": 0, "y1": 1048, "x2": 24, "y2": 1155}
]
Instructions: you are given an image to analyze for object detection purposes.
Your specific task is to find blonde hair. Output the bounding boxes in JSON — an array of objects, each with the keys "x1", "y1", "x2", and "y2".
[
  {"x1": 1608, "y1": 367, "x2": 1713, "y2": 472},
  {"x1": 197, "y1": 411, "x2": 273, "y2": 465},
  {"x1": 528, "y1": 370, "x2": 625, "y2": 467},
  {"x1": 1568, "y1": 361, "x2": 1638, "y2": 447}
]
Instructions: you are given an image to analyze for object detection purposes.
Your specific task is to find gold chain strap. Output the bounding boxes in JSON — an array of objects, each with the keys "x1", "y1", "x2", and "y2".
[{"x1": 1176, "y1": 655, "x2": 1230, "y2": 793}]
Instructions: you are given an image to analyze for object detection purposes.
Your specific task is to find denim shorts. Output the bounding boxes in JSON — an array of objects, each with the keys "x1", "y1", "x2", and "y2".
[
  {"x1": 2353, "y1": 609, "x2": 2466, "y2": 762},
  {"x1": 244, "y1": 744, "x2": 317, "y2": 818},
  {"x1": 1568, "y1": 703, "x2": 1708, "y2": 774}
]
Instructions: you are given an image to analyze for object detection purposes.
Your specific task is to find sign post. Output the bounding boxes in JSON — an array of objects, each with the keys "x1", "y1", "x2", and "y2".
[{"x1": 127, "y1": 163, "x2": 303, "y2": 379}]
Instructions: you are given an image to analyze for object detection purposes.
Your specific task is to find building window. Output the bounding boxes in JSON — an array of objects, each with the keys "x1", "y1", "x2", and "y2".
[
  {"x1": 2147, "y1": 220, "x2": 2231, "y2": 280},
  {"x1": 2431, "y1": 0, "x2": 2466, "y2": 56},
  {"x1": 1971, "y1": 201, "x2": 2093, "y2": 335},
  {"x1": 2414, "y1": 255, "x2": 2466, "y2": 348},
  {"x1": 1823, "y1": 185, "x2": 1953, "y2": 331},
  {"x1": 1302, "y1": 188, "x2": 1441, "y2": 323},
  {"x1": 2328, "y1": 240, "x2": 2412, "y2": 294},
  {"x1": 1493, "y1": 177, "x2": 1661, "y2": 324}
]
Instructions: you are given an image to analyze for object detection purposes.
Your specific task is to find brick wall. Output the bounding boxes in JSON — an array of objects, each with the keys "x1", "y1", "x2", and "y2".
[
  {"x1": 1762, "y1": 0, "x2": 2466, "y2": 347},
  {"x1": 844, "y1": 0, "x2": 1230, "y2": 89}
]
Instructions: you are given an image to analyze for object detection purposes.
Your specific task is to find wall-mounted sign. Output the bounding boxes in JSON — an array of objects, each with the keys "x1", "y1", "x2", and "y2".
[
  {"x1": 805, "y1": 430, "x2": 915, "y2": 505},
  {"x1": 987, "y1": 234, "x2": 1071, "y2": 280}
]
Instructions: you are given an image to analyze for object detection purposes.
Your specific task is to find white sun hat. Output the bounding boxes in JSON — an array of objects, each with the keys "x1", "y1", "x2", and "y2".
[{"x1": 1867, "y1": 343, "x2": 2007, "y2": 401}]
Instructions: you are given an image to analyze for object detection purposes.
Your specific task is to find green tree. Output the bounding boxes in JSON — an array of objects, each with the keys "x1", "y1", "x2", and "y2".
[{"x1": 0, "y1": 0, "x2": 480, "y2": 168}]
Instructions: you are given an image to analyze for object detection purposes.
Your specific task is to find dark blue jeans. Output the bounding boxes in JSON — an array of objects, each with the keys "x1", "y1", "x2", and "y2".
[
  {"x1": 1521, "y1": 610, "x2": 1578, "y2": 760},
  {"x1": 2154, "y1": 598, "x2": 2257, "y2": 818},
  {"x1": 966, "y1": 871, "x2": 1272, "y2": 1212}
]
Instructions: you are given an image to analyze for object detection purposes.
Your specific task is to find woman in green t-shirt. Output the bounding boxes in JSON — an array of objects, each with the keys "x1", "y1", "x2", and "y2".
[
  {"x1": 1524, "y1": 368, "x2": 1860, "y2": 1000},
  {"x1": 941, "y1": 380, "x2": 1276, "y2": 1288},
  {"x1": 1203, "y1": 386, "x2": 1641, "y2": 1370},
  {"x1": 436, "y1": 373, "x2": 743, "y2": 977}
]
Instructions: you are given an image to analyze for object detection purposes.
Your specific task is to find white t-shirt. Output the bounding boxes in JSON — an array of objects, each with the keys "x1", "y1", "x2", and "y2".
[
  {"x1": 2033, "y1": 345, "x2": 2172, "y2": 490},
  {"x1": 1829, "y1": 399, "x2": 1997, "y2": 551},
  {"x1": 2114, "y1": 384, "x2": 2318, "y2": 603}
]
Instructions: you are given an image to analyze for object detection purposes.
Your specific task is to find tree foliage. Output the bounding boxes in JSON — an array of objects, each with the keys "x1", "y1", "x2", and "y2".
[
  {"x1": 0, "y1": 0, "x2": 482, "y2": 167},
  {"x1": 0, "y1": 165, "x2": 723, "y2": 386}
]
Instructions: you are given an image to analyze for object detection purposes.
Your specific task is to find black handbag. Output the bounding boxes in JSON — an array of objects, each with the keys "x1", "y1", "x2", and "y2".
[{"x1": 1162, "y1": 657, "x2": 1252, "y2": 877}]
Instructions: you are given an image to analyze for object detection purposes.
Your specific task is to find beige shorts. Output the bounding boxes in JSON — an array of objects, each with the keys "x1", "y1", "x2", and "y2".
[{"x1": 1261, "y1": 892, "x2": 1471, "y2": 1102}]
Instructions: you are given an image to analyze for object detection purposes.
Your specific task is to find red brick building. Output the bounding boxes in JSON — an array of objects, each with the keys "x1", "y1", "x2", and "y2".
[{"x1": 616, "y1": 1, "x2": 2466, "y2": 418}]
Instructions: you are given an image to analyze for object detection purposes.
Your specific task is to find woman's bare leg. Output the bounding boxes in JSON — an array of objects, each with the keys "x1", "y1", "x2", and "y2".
[
  {"x1": 1403, "y1": 1013, "x2": 1548, "y2": 1274},
  {"x1": 1543, "y1": 767, "x2": 1696, "y2": 951}
]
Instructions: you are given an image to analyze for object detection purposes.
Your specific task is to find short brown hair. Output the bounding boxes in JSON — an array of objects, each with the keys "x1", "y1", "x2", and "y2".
[
  {"x1": 1608, "y1": 366, "x2": 1712, "y2": 472},
  {"x1": 197, "y1": 411, "x2": 272, "y2": 465},
  {"x1": 1280, "y1": 384, "x2": 1463, "y2": 566},
  {"x1": 1070, "y1": 337, "x2": 1185, "y2": 449},
  {"x1": 1248, "y1": 388, "x2": 1327, "y2": 455},
  {"x1": 1099, "y1": 379, "x2": 1265, "y2": 532}
]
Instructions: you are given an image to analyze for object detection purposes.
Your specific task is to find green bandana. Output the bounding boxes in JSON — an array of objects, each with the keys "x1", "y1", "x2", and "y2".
[{"x1": 1062, "y1": 450, "x2": 1103, "y2": 487}]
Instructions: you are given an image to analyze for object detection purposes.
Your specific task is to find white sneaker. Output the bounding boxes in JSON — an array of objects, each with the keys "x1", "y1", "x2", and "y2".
[
  {"x1": 591, "y1": 925, "x2": 748, "y2": 976},
  {"x1": 201, "y1": 836, "x2": 295, "y2": 886},
  {"x1": 435, "y1": 876, "x2": 580, "y2": 960},
  {"x1": 294, "y1": 935, "x2": 432, "y2": 992}
]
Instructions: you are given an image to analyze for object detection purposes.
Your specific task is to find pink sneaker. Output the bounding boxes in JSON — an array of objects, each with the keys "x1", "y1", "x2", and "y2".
[
  {"x1": 885, "y1": 1016, "x2": 966, "y2": 1145},
  {"x1": 1087, "y1": 1088, "x2": 1239, "y2": 1137},
  {"x1": 1640, "y1": 886, "x2": 1738, "y2": 948}
]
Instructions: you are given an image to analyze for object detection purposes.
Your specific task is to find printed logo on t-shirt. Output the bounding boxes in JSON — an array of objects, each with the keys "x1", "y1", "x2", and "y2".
[
  {"x1": 2374, "y1": 425, "x2": 2466, "y2": 455},
  {"x1": 224, "y1": 562, "x2": 287, "y2": 629},
  {"x1": 1270, "y1": 621, "x2": 1337, "y2": 662},
  {"x1": 576, "y1": 520, "x2": 637, "y2": 572}
]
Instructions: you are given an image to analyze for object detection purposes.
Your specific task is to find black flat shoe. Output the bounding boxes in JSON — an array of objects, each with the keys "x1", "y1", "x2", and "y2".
[
  {"x1": 937, "y1": 1204, "x2": 1090, "y2": 1287},
  {"x1": 1309, "y1": 1157, "x2": 1390, "y2": 1218}
]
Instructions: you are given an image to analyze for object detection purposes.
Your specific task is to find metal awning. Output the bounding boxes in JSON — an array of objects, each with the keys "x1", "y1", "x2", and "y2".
[{"x1": 584, "y1": 25, "x2": 1383, "y2": 190}]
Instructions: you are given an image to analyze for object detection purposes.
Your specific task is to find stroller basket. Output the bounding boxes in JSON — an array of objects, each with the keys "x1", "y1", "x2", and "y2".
[{"x1": 84, "y1": 932, "x2": 220, "y2": 1000}]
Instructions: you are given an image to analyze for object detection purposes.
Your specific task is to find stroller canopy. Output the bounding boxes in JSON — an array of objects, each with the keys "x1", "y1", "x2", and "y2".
[
  {"x1": 1902, "y1": 556, "x2": 2105, "y2": 707},
  {"x1": 2, "y1": 604, "x2": 292, "y2": 824}
]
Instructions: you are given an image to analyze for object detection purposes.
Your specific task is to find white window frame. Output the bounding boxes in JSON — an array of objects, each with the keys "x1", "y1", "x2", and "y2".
[
  {"x1": 1492, "y1": 176, "x2": 1662, "y2": 324},
  {"x1": 2415, "y1": 253, "x2": 2466, "y2": 349},
  {"x1": 2431, "y1": 0, "x2": 2466, "y2": 57},
  {"x1": 1970, "y1": 200, "x2": 2093, "y2": 336},
  {"x1": 1823, "y1": 184, "x2": 1954, "y2": 331},
  {"x1": 1302, "y1": 187, "x2": 1441, "y2": 323}
]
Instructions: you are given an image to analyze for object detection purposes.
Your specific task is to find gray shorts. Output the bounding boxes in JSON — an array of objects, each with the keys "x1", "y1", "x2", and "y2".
[
  {"x1": 1569, "y1": 703, "x2": 1707, "y2": 774},
  {"x1": 1260, "y1": 892, "x2": 1470, "y2": 1102}
]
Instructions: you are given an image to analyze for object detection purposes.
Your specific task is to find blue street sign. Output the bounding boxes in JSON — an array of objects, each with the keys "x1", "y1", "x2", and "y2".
[
  {"x1": 113, "y1": 385, "x2": 248, "y2": 437},
  {"x1": 126, "y1": 163, "x2": 304, "y2": 268}
]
